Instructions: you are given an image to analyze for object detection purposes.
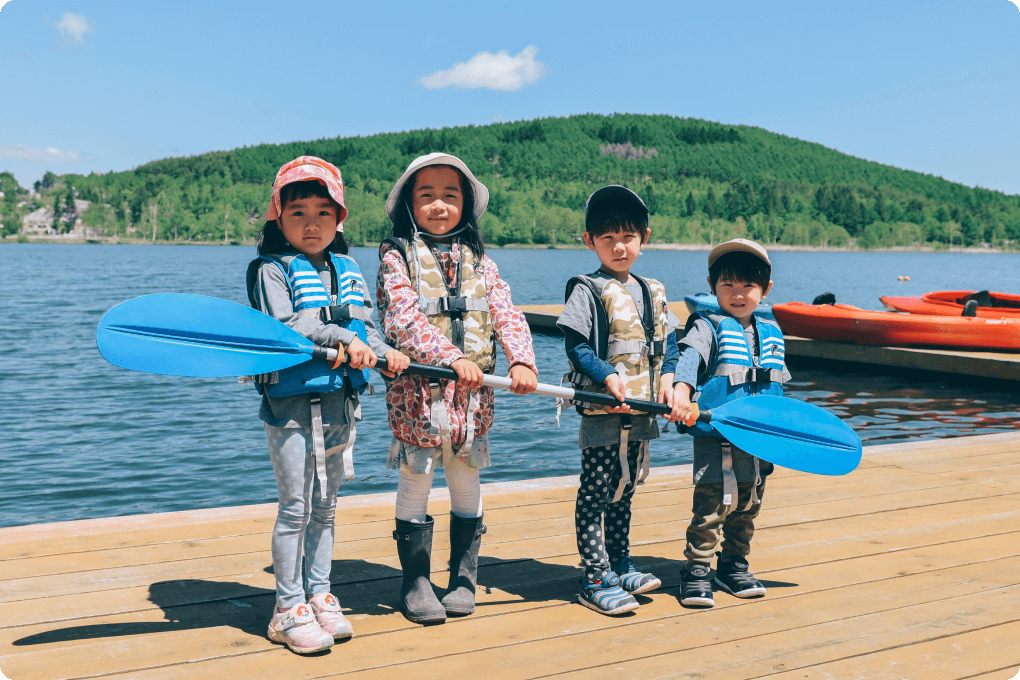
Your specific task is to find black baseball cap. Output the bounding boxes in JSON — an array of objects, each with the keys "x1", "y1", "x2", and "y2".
[{"x1": 584, "y1": 185, "x2": 649, "y2": 230}]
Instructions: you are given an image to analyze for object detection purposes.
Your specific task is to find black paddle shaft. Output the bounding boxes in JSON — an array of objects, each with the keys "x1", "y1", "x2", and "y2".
[{"x1": 368, "y1": 354, "x2": 689, "y2": 417}]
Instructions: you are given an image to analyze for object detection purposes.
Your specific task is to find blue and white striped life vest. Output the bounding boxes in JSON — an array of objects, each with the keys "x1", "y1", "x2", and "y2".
[
  {"x1": 247, "y1": 252, "x2": 372, "y2": 397},
  {"x1": 690, "y1": 312, "x2": 787, "y2": 438}
]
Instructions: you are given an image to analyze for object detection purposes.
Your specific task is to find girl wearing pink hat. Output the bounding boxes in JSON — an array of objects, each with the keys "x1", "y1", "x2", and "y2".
[
  {"x1": 246, "y1": 156, "x2": 409, "y2": 652},
  {"x1": 377, "y1": 153, "x2": 539, "y2": 624}
]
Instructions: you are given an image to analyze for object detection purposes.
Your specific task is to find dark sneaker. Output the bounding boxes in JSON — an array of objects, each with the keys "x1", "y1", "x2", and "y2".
[
  {"x1": 578, "y1": 572, "x2": 640, "y2": 616},
  {"x1": 611, "y1": 556, "x2": 661, "y2": 595},
  {"x1": 714, "y1": 555, "x2": 766, "y2": 598},
  {"x1": 680, "y1": 562, "x2": 715, "y2": 607}
]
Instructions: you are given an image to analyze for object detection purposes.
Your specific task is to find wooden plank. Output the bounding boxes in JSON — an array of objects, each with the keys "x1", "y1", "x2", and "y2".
[{"x1": 47, "y1": 549, "x2": 1020, "y2": 680}]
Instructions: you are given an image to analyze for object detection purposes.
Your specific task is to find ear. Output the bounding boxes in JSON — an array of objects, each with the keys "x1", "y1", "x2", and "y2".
[
  {"x1": 582, "y1": 232, "x2": 596, "y2": 251},
  {"x1": 763, "y1": 280, "x2": 774, "y2": 298},
  {"x1": 707, "y1": 276, "x2": 714, "y2": 294},
  {"x1": 641, "y1": 226, "x2": 651, "y2": 245}
]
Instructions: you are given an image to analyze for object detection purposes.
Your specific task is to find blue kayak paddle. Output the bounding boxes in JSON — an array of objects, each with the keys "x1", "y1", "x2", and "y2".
[{"x1": 97, "y1": 293, "x2": 861, "y2": 476}]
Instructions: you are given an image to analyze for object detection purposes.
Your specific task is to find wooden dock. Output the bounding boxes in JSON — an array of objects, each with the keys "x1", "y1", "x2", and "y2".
[
  {"x1": 520, "y1": 304, "x2": 1020, "y2": 383},
  {"x1": 2, "y1": 431, "x2": 1019, "y2": 679}
]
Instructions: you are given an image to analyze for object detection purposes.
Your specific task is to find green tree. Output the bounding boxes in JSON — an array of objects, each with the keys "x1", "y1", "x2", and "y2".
[
  {"x1": 704, "y1": 187, "x2": 717, "y2": 220},
  {"x1": 685, "y1": 191, "x2": 695, "y2": 217}
]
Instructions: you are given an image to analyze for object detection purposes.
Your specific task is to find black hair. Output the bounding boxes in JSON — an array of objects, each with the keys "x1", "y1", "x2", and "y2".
[
  {"x1": 256, "y1": 180, "x2": 348, "y2": 256},
  {"x1": 709, "y1": 251, "x2": 772, "y2": 291},
  {"x1": 585, "y1": 206, "x2": 649, "y2": 241},
  {"x1": 390, "y1": 165, "x2": 485, "y2": 258}
]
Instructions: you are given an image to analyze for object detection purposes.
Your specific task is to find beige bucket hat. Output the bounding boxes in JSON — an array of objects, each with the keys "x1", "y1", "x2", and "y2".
[
  {"x1": 385, "y1": 153, "x2": 489, "y2": 222},
  {"x1": 708, "y1": 238, "x2": 771, "y2": 267}
]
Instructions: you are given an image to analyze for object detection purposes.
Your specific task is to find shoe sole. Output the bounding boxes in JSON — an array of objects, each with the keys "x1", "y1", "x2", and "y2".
[
  {"x1": 713, "y1": 577, "x2": 766, "y2": 598},
  {"x1": 679, "y1": 595, "x2": 715, "y2": 607},
  {"x1": 577, "y1": 594, "x2": 640, "y2": 616},
  {"x1": 400, "y1": 605, "x2": 447, "y2": 625},
  {"x1": 624, "y1": 577, "x2": 662, "y2": 595},
  {"x1": 267, "y1": 627, "x2": 334, "y2": 654}
]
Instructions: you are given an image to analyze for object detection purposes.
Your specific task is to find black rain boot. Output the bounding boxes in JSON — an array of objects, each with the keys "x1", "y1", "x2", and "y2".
[
  {"x1": 393, "y1": 516, "x2": 447, "y2": 624},
  {"x1": 441, "y1": 513, "x2": 486, "y2": 616}
]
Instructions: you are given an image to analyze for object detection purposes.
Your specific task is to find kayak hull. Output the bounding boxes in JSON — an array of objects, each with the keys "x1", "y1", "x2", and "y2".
[
  {"x1": 880, "y1": 290, "x2": 1020, "y2": 318},
  {"x1": 772, "y1": 302, "x2": 1020, "y2": 351}
]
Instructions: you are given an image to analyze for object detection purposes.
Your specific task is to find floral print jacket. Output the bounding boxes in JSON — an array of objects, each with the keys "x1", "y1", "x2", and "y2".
[{"x1": 376, "y1": 241, "x2": 538, "y2": 449}]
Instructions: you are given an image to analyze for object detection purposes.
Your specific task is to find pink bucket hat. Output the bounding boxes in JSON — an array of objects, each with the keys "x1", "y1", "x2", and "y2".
[{"x1": 263, "y1": 156, "x2": 348, "y2": 228}]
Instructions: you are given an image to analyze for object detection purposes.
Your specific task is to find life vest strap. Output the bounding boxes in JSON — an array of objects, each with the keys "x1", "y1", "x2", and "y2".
[
  {"x1": 422, "y1": 296, "x2": 489, "y2": 315},
  {"x1": 325, "y1": 304, "x2": 373, "y2": 323},
  {"x1": 612, "y1": 416, "x2": 634, "y2": 504},
  {"x1": 720, "y1": 441, "x2": 737, "y2": 510}
]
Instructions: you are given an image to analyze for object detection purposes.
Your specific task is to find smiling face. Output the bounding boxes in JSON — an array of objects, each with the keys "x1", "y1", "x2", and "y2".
[
  {"x1": 711, "y1": 275, "x2": 774, "y2": 326},
  {"x1": 277, "y1": 195, "x2": 339, "y2": 265},
  {"x1": 411, "y1": 166, "x2": 464, "y2": 237},
  {"x1": 583, "y1": 226, "x2": 648, "y2": 281}
]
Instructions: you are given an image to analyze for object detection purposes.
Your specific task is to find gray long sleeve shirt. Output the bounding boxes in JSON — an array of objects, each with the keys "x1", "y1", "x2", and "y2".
[{"x1": 252, "y1": 255, "x2": 393, "y2": 429}]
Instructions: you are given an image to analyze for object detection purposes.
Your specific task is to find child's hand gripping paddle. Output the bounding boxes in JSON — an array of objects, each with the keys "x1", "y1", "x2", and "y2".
[{"x1": 97, "y1": 293, "x2": 861, "y2": 476}]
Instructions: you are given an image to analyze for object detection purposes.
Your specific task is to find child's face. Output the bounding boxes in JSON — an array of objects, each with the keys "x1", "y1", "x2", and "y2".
[
  {"x1": 583, "y1": 226, "x2": 648, "y2": 279},
  {"x1": 710, "y1": 275, "x2": 773, "y2": 325},
  {"x1": 412, "y1": 166, "x2": 464, "y2": 237},
  {"x1": 278, "y1": 195, "x2": 338, "y2": 263}
]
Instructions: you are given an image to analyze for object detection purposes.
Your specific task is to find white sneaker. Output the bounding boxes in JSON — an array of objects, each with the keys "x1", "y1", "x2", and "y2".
[
  {"x1": 308, "y1": 592, "x2": 354, "y2": 639},
  {"x1": 267, "y1": 604, "x2": 334, "y2": 654}
]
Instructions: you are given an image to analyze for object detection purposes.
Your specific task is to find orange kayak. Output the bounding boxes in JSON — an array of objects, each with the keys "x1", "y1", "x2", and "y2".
[
  {"x1": 772, "y1": 302, "x2": 1020, "y2": 351},
  {"x1": 879, "y1": 290, "x2": 1020, "y2": 318}
]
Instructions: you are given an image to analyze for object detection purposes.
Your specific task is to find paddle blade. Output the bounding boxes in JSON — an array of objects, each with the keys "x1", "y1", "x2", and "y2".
[
  {"x1": 97, "y1": 294, "x2": 315, "y2": 378},
  {"x1": 709, "y1": 396, "x2": 862, "y2": 476}
]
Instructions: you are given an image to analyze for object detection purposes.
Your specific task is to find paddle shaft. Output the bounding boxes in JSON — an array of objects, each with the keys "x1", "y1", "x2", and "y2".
[{"x1": 324, "y1": 345, "x2": 701, "y2": 420}]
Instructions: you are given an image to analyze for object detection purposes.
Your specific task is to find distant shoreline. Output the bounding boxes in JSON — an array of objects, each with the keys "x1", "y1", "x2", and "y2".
[{"x1": 3, "y1": 235, "x2": 1017, "y2": 255}]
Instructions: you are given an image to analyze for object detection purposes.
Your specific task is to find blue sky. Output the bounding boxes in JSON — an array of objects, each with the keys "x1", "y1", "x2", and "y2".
[{"x1": 2, "y1": 0, "x2": 1018, "y2": 193}]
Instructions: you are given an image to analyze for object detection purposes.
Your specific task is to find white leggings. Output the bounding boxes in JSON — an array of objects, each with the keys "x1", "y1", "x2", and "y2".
[{"x1": 395, "y1": 456, "x2": 483, "y2": 521}]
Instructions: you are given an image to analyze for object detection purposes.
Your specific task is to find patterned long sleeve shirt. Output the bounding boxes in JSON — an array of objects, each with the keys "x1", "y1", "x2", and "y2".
[{"x1": 376, "y1": 242, "x2": 538, "y2": 449}]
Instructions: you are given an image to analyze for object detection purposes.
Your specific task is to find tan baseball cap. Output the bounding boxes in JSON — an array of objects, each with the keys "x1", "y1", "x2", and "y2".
[
  {"x1": 385, "y1": 153, "x2": 489, "y2": 222},
  {"x1": 708, "y1": 238, "x2": 771, "y2": 267}
]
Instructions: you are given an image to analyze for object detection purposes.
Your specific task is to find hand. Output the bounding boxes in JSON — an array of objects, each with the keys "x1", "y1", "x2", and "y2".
[
  {"x1": 344, "y1": 337, "x2": 377, "y2": 370},
  {"x1": 507, "y1": 364, "x2": 538, "y2": 395},
  {"x1": 657, "y1": 373, "x2": 675, "y2": 418},
  {"x1": 451, "y1": 358, "x2": 484, "y2": 389},
  {"x1": 379, "y1": 349, "x2": 409, "y2": 378},
  {"x1": 668, "y1": 382, "x2": 695, "y2": 424},
  {"x1": 602, "y1": 373, "x2": 631, "y2": 414}
]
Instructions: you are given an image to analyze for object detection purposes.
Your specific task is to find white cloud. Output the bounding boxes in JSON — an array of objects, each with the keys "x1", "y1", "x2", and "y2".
[
  {"x1": 56, "y1": 12, "x2": 93, "y2": 46},
  {"x1": 0, "y1": 144, "x2": 84, "y2": 162},
  {"x1": 418, "y1": 45, "x2": 548, "y2": 92}
]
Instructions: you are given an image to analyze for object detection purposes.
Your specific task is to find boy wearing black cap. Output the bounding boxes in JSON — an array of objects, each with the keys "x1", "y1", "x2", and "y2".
[
  {"x1": 672, "y1": 238, "x2": 791, "y2": 607},
  {"x1": 555, "y1": 185, "x2": 681, "y2": 615}
]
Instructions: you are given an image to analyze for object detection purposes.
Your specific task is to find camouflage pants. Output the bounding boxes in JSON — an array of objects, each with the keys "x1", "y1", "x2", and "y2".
[
  {"x1": 684, "y1": 478, "x2": 767, "y2": 566},
  {"x1": 575, "y1": 441, "x2": 642, "y2": 582}
]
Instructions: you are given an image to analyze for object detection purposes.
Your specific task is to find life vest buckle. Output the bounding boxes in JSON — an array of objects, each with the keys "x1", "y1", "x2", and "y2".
[{"x1": 441, "y1": 296, "x2": 469, "y2": 313}]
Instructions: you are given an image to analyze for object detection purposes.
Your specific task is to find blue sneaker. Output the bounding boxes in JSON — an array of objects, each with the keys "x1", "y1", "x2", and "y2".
[
  {"x1": 578, "y1": 572, "x2": 639, "y2": 616},
  {"x1": 611, "y1": 556, "x2": 661, "y2": 595}
]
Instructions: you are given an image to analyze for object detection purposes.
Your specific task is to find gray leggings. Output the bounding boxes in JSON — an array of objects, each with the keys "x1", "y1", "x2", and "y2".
[{"x1": 266, "y1": 423, "x2": 346, "y2": 609}]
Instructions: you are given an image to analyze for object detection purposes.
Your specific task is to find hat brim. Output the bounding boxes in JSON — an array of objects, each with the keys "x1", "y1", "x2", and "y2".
[{"x1": 385, "y1": 153, "x2": 489, "y2": 223}]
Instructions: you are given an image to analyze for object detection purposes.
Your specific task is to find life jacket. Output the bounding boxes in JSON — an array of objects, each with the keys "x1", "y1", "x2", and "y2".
[
  {"x1": 560, "y1": 270, "x2": 671, "y2": 501},
  {"x1": 562, "y1": 271, "x2": 671, "y2": 416},
  {"x1": 380, "y1": 236, "x2": 495, "y2": 458},
  {"x1": 245, "y1": 252, "x2": 372, "y2": 397},
  {"x1": 688, "y1": 312, "x2": 787, "y2": 438}
]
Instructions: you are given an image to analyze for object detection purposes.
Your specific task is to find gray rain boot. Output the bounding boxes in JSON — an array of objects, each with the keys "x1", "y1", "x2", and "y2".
[
  {"x1": 393, "y1": 516, "x2": 447, "y2": 624},
  {"x1": 441, "y1": 513, "x2": 487, "y2": 616}
]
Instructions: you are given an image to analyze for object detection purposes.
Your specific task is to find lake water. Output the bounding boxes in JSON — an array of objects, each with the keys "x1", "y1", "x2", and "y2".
[{"x1": 2, "y1": 244, "x2": 1018, "y2": 528}]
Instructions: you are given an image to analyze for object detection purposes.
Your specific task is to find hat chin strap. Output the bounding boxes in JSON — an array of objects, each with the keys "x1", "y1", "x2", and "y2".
[{"x1": 405, "y1": 202, "x2": 468, "y2": 241}]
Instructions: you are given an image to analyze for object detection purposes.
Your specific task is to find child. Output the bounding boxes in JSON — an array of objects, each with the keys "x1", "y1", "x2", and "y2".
[
  {"x1": 246, "y1": 156, "x2": 409, "y2": 653},
  {"x1": 671, "y1": 238, "x2": 790, "y2": 608},
  {"x1": 377, "y1": 152, "x2": 539, "y2": 624},
  {"x1": 555, "y1": 185, "x2": 681, "y2": 616}
]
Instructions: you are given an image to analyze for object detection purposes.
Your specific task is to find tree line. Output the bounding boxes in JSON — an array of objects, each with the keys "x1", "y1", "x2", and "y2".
[{"x1": 3, "y1": 113, "x2": 1018, "y2": 249}]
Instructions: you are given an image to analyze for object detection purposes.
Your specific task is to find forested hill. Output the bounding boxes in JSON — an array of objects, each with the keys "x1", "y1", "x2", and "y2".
[{"x1": 8, "y1": 114, "x2": 1020, "y2": 249}]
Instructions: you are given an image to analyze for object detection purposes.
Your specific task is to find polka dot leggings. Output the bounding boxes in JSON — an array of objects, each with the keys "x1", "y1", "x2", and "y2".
[{"x1": 575, "y1": 440, "x2": 642, "y2": 583}]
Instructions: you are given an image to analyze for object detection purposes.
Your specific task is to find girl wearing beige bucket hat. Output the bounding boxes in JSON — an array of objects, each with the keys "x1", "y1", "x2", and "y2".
[{"x1": 377, "y1": 153, "x2": 539, "y2": 624}]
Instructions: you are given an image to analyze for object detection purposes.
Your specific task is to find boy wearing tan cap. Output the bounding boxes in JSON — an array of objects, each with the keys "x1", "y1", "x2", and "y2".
[{"x1": 671, "y1": 238, "x2": 791, "y2": 608}]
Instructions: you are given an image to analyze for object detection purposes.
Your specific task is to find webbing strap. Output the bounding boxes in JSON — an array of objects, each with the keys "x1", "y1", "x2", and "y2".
[
  {"x1": 428, "y1": 379, "x2": 455, "y2": 465},
  {"x1": 721, "y1": 441, "x2": 737, "y2": 511},
  {"x1": 612, "y1": 417, "x2": 633, "y2": 504},
  {"x1": 637, "y1": 440, "x2": 651, "y2": 485},
  {"x1": 422, "y1": 296, "x2": 489, "y2": 315},
  {"x1": 309, "y1": 394, "x2": 328, "y2": 502},
  {"x1": 326, "y1": 304, "x2": 373, "y2": 323}
]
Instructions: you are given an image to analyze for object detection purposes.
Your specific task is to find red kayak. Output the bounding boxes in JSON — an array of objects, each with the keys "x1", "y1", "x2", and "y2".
[
  {"x1": 879, "y1": 290, "x2": 1020, "y2": 318},
  {"x1": 772, "y1": 302, "x2": 1020, "y2": 351}
]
